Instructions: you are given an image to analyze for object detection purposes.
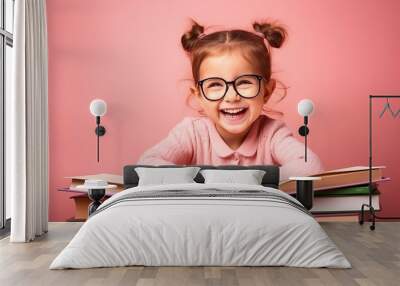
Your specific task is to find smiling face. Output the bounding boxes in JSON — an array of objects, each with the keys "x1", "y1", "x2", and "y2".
[{"x1": 191, "y1": 48, "x2": 275, "y2": 147}]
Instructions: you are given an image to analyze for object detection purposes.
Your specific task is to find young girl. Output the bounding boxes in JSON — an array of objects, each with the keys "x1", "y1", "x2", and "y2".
[{"x1": 137, "y1": 19, "x2": 324, "y2": 181}]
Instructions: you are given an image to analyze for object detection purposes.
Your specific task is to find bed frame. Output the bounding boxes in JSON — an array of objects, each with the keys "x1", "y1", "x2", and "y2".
[{"x1": 123, "y1": 165, "x2": 280, "y2": 189}]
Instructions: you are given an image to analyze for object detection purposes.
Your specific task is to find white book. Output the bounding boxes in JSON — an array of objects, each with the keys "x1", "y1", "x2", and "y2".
[{"x1": 310, "y1": 195, "x2": 380, "y2": 213}]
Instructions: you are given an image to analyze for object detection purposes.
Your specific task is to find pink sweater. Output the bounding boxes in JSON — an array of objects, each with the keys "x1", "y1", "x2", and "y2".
[{"x1": 137, "y1": 115, "x2": 325, "y2": 181}]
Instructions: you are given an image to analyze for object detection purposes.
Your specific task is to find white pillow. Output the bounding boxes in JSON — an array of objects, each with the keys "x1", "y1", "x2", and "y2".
[
  {"x1": 135, "y1": 167, "x2": 201, "y2": 186},
  {"x1": 200, "y1": 169, "x2": 266, "y2": 185}
]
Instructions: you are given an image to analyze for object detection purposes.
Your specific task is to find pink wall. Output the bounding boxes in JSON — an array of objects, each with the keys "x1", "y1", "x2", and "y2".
[{"x1": 46, "y1": 0, "x2": 400, "y2": 221}]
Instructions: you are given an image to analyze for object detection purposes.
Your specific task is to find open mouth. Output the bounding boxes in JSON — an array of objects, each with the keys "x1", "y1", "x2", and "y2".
[
  {"x1": 219, "y1": 107, "x2": 249, "y2": 123},
  {"x1": 220, "y1": 107, "x2": 248, "y2": 116}
]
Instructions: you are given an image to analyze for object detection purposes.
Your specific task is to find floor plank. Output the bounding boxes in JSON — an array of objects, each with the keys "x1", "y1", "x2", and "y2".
[{"x1": 0, "y1": 222, "x2": 399, "y2": 286}]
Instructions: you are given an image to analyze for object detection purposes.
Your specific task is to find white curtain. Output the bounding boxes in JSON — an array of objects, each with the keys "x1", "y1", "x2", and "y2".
[{"x1": 8, "y1": 0, "x2": 49, "y2": 242}]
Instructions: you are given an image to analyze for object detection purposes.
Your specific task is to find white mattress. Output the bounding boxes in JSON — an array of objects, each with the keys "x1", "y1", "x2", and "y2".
[{"x1": 50, "y1": 183, "x2": 351, "y2": 269}]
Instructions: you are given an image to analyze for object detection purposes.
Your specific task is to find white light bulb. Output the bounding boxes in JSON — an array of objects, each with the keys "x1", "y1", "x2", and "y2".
[
  {"x1": 297, "y1": 99, "x2": 314, "y2": 117},
  {"x1": 90, "y1": 99, "x2": 107, "y2": 117}
]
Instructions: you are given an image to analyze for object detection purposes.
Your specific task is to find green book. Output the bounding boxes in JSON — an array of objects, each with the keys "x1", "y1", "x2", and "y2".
[{"x1": 314, "y1": 184, "x2": 380, "y2": 197}]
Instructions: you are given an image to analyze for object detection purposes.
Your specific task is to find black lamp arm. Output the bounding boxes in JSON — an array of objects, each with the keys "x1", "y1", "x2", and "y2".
[
  {"x1": 94, "y1": 116, "x2": 106, "y2": 162},
  {"x1": 298, "y1": 116, "x2": 309, "y2": 162}
]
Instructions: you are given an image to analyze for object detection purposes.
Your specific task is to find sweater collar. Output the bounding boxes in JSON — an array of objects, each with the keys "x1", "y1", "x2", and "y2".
[{"x1": 206, "y1": 116, "x2": 262, "y2": 158}]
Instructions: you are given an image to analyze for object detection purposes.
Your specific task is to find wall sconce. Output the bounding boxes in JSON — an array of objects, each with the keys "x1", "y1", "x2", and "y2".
[
  {"x1": 297, "y1": 99, "x2": 314, "y2": 162},
  {"x1": 90, "y1": 99, "x2": 107, "y2": 162}
]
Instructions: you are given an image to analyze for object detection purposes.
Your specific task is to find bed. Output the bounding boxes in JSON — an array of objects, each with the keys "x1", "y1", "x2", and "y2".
[{"x1": 49, "y1": 165, "x2": 351, "y2": 269}]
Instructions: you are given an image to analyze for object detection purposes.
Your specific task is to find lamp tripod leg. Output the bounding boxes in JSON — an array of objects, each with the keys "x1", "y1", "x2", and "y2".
[{"x1": 359, "y1": 203, "x2": 376, "y2": 230}]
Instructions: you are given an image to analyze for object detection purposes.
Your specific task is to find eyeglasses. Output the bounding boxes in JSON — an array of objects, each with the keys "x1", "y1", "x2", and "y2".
[{"x1": 197, "y1": 74, "x2": 265, "y2": 101}]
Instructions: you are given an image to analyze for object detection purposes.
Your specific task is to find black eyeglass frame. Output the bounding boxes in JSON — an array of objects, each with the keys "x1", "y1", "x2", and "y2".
[{"x1": 197, "y1": 74, "x2": 265, "y2": 101}]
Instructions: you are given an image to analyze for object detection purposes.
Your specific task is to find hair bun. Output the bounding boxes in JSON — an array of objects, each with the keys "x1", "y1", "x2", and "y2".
[
  {"x1": 252, "y1": 21, "x2": 287, "y2": 48},
  {"x1": 181, "y1": 19, "x2": 205, "y2": 52}
]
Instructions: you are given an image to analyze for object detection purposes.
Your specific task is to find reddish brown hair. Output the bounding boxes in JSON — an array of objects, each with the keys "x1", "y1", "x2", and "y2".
[{"x1": 181, "y1": 18, "x2": 288, "y2": 118}]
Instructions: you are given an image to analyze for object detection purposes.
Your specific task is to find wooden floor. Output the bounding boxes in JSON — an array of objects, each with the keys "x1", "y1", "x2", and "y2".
[{"x1": 0, "y1": 222, "x2": 399, "y2": 286}]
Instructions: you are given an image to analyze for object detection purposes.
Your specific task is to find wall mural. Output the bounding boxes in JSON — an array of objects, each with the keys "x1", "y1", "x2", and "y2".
[{"x1": 46, "y1": 1, "x2": 400, "y2": 222}]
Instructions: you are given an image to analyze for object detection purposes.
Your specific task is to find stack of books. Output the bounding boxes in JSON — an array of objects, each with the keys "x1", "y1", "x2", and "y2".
[
  {"x1": 279, "y1": 166, "x2": 389, "y2": 221},
  {"x1": 60, "y1": 173, "x2": 123, "y2": 221},
  {"x1": 66, "y1": 173, "x2": 124, "y2": 195}
]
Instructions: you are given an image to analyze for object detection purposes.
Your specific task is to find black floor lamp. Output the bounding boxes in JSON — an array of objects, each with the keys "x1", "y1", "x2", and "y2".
[{"x1": 359, "y1": 95, "x2": 400, "y2": 231}]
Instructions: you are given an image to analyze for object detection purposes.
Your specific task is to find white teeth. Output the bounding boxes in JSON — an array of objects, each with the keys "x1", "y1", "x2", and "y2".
[{"x1": 221, "y1": 108, "x2": 246, "y2": 114}]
